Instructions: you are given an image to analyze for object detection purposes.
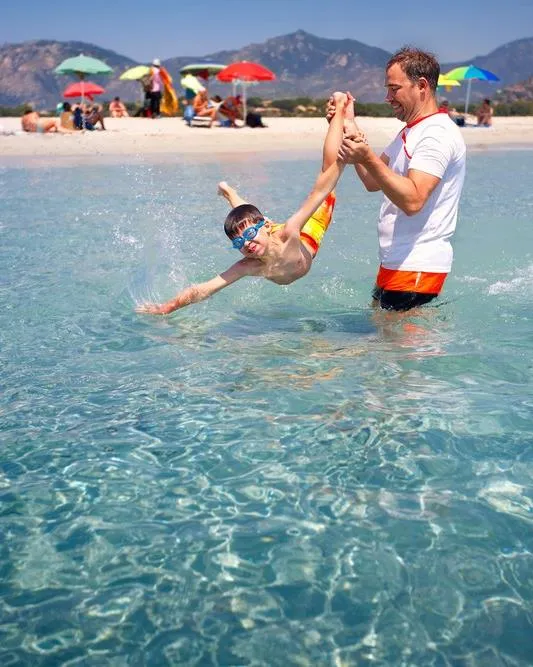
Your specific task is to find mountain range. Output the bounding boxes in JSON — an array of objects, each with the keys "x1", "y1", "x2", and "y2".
[{"x1": 1, "y1": 31, "x2": 533, "y2": 108}]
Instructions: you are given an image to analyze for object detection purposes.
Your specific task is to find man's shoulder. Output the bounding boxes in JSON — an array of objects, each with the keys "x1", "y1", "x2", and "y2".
[{"x1": 417, "y1": 115, "x2": 466, "y2": 152}]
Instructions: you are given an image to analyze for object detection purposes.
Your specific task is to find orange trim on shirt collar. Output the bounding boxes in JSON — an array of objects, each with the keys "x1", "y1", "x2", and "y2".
[{"x1": 400, "y1": 110, "x2": 449, "y2": 160}]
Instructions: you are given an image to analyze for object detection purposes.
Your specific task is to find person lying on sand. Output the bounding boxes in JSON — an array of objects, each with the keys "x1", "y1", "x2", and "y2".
[
  {"x1": 136, "y1": 93, "x2": 362, "y2": 316},
  {"x1": 21, "y1": 107, "x2": 75, "y2": 134}
]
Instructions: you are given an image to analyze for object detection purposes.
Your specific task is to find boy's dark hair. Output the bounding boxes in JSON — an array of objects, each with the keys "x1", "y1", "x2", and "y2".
[
  {"x1": 387, "y1": 46, "x2": 440, "y2": 93},
  {"x1": 224, "y1": 204, "x2": 263, "y2": 238}
]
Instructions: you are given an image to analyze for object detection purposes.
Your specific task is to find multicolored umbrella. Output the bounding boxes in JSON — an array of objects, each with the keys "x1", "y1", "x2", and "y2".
[
  {"x1": 63, "y1": 81, "x2": 105, "y2": 98},
  {"x1": 119, "y1": 65, "x2": 150, "y2": 81},
  {"x1": 437, "y1": 74, "x2": 461, "y2": 90},
  {"x1": 443, "y1": 65, "x2": 499, "y2": 114},
  {"x1": 217, "y1": 61, "x2": 276, "y2": 124}
]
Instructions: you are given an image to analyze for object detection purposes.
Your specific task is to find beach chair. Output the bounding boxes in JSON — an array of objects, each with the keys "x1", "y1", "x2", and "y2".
[{"x1": 183, "y1": 104, "x2": 213, "y2": 127}]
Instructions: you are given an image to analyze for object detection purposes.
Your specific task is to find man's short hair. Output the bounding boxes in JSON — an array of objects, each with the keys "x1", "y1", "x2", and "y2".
[
  {"x1": 224, "y1": 204, "x2": 263, "y2": 238},
  {"x1": 387, "y1": 47, "x2": 440, "y2": 93}
]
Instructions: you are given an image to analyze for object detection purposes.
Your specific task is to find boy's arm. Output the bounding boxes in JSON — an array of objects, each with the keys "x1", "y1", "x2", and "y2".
[
  {"x1": 282, "y1": 99, "x2": 347, "y2": 239},
  {"x1": 282, "y1": 160, "x2": 344, "y2": 238},
  {"x1": 136, "y1": 259, "x2": 262, "y2": 315}
]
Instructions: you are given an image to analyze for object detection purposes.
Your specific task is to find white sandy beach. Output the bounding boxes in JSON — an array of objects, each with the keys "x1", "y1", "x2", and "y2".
[{"x1": 1, "y1": 116, "x2": 533, "y2": 162}]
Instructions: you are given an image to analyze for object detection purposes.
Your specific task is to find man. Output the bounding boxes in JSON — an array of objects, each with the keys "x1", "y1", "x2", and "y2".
[{"x1": 333, "y1": 47, "x2": 466, "y2": 311}]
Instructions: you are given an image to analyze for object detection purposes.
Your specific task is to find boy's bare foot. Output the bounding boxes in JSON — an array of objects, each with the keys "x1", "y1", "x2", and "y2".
[
  {"x1": 345, "y1": 92, "x2": 356, "y2": 121},
  {"x1": 217, "y1": 181, "x2": 235, "y2": 202},
  {"x1": 343, "y1": 91, "x2": 359, "y2": 136},
  {"x1": 218, "y1": 181, "x2": 249, "y2": 209},
  {"x1": 332, "y1": 91, "x2": 348, "y2": 109}
]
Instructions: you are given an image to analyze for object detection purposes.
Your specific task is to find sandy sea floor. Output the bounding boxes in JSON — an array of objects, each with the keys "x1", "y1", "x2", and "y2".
[{"x1": 1, "y1": 116, "x2": 533, "y2": 164}]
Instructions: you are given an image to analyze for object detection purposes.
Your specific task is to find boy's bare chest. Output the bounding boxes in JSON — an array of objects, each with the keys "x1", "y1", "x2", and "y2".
[{"x1": 264, "y1": 243, "x2": 311, "y2": 285}]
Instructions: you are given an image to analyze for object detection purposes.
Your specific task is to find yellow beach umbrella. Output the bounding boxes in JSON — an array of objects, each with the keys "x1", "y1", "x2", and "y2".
[
  {"x1": 180, "y1": 74, "x2": 205, "y2": 94},
  {"x1": 120, "y1": 65, "x2": 150, "y2": 81}
]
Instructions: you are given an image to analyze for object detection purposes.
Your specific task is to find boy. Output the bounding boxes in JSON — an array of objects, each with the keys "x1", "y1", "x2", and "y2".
[{"x1": 136, "y1": 92, "x2": 353, "y2": 316}]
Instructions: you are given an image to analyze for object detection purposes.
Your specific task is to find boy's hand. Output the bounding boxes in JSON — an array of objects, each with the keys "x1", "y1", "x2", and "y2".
[{"x1": 135, "y1": 302, "x2": 170, "y2": 315}]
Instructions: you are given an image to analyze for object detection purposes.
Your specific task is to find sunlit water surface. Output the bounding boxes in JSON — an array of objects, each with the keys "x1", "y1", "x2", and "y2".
[{"x1": 1, "y1": 151, "x2": 533, "y2": 666}]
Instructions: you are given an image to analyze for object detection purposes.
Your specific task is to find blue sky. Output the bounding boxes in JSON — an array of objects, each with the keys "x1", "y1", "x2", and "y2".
[{"x1": 2, "y1": 0, "x2": 533, "y2": 64}]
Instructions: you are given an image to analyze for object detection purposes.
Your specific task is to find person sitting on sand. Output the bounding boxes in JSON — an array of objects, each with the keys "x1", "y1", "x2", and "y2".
[
  {"x1": 192, "y1": 90, "x2": 217, "y2": 127},
  {"x1": 439, "y1": 100, "x2": 464, "y2": 126},
  {"x1": 476, "y1": 98, "x2": 493, "y2": 127},
  {"x1": 217, "y1": 95, "x2": 243, "y2": 127},
  {"x1": 136, "y1": 92, "x2": 357, "y2": 316},
  {"x1": 86, "y1": 103, "x2": 106, "y2": 130},
  {"x1": 73, "y1": 103, "x2": 106, "y2": 130},
  {"x1": 109, "y1": 96, "x2": 129, "y2": 118},
  {"x1": 21, "y1": 107, "x2": 75, "y2": 133},
  {"x1": 59, "y1": 102, "x2": 75, "y2": 130}
]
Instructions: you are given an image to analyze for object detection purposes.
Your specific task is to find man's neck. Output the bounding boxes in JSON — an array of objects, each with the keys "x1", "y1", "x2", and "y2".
[{"x1": 405, "y1": 100, "x2": 439, "y2": 125}]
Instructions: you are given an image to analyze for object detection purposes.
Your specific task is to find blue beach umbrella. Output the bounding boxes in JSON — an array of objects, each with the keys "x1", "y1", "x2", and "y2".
[{"x1": 443, "y1": 65, "x2": 499, "y2": 115}]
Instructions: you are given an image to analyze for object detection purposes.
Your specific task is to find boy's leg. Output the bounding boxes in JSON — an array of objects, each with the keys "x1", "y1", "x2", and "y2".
[
  {"x1": 301, "y1": 94, "x2": 347, "y2": 256},
  {"x1": 321, "y1": 92, "x2": 349, "y2": 172},
  {"x1": 218, "y1": 181, "x2": 249, "y2": 208}
]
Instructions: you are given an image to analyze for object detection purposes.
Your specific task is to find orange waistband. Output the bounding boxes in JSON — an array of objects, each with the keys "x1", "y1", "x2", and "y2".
[
  {"x1": 376, "y1": 266, "x2": 447, "y2": 294},
  {"x1": 300, "y1": 232, "x2": 318, "y2": 254}
]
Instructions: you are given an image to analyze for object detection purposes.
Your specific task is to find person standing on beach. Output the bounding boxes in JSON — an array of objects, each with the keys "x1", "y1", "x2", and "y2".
[
  {"x1": 331, "y1": 47, "x2": 466, "y2": 312},
  {"x1": 149, "y1": 59, "x2": 163, "y2": 119}
]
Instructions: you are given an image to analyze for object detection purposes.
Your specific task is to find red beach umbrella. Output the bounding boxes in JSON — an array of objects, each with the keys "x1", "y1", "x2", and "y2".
[
  {"x1": 217, "y1": 61, "x2": 275, "y2": 83},
  {"x1": 63, "y1": 81, "x2": 105, "y2": 99},
  {"x1": 217, "y1": 61, "x2": 275, "y2": 123}
]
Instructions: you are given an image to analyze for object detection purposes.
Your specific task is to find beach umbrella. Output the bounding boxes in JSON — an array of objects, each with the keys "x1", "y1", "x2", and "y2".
[
  {"x1": 443, "y1": 65, "x2": 499, "y2": 114},
  {"x1": 217, "y1": 61, "x2": 276, "y2": 125},
  {"x1": 437, "y1": 75, "x2": 461, "y2": 89},
  {"x1": 180, "y1": 74, "x2": 205, "y2": 96},
  {"x1": 55, "y1": 54, "x2": 113, "y2": 78},
  {"x1": 119, "y1": 65, "x2": 150, "y2": 81},
  {"x1": 55, "y1": 54, "x2": 113, "y2": 116},
  {"x1": 180, "y1": 63, "x2": 226, "y2": 79},
  {"x1": 63, "y1": 81, "x2": 105, "y2": 98}
]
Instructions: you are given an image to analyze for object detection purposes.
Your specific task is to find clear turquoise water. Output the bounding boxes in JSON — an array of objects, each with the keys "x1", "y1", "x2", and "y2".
[{"x1": 1, "y1": 151, "x2": 533, "y2": 666}]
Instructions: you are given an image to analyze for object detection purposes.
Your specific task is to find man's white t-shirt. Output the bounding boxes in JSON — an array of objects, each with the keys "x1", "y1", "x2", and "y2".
[{"x1": 380, "y1": 112, "x2": 466, "y2": 273}]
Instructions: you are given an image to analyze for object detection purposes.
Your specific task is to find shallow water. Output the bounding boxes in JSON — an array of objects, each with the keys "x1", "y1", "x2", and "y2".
[{"x1": 1, "y1": 151, "x2": 533, "y2": 666}]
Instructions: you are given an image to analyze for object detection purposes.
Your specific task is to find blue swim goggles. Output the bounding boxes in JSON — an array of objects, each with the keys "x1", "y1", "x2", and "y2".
[{"x1": 231, "y1": 219, "x2": 265, "y2": 249}]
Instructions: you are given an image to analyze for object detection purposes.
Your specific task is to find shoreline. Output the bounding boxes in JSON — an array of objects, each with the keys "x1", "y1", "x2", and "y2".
[{"x1": 1, "y1": 116, "x2": 533, "y2": 165}]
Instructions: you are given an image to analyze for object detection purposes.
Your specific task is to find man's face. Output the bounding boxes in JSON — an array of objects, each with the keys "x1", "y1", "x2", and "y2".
[{"x1": 385, "y1": 63, "x2": 421, "y2": 123}]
